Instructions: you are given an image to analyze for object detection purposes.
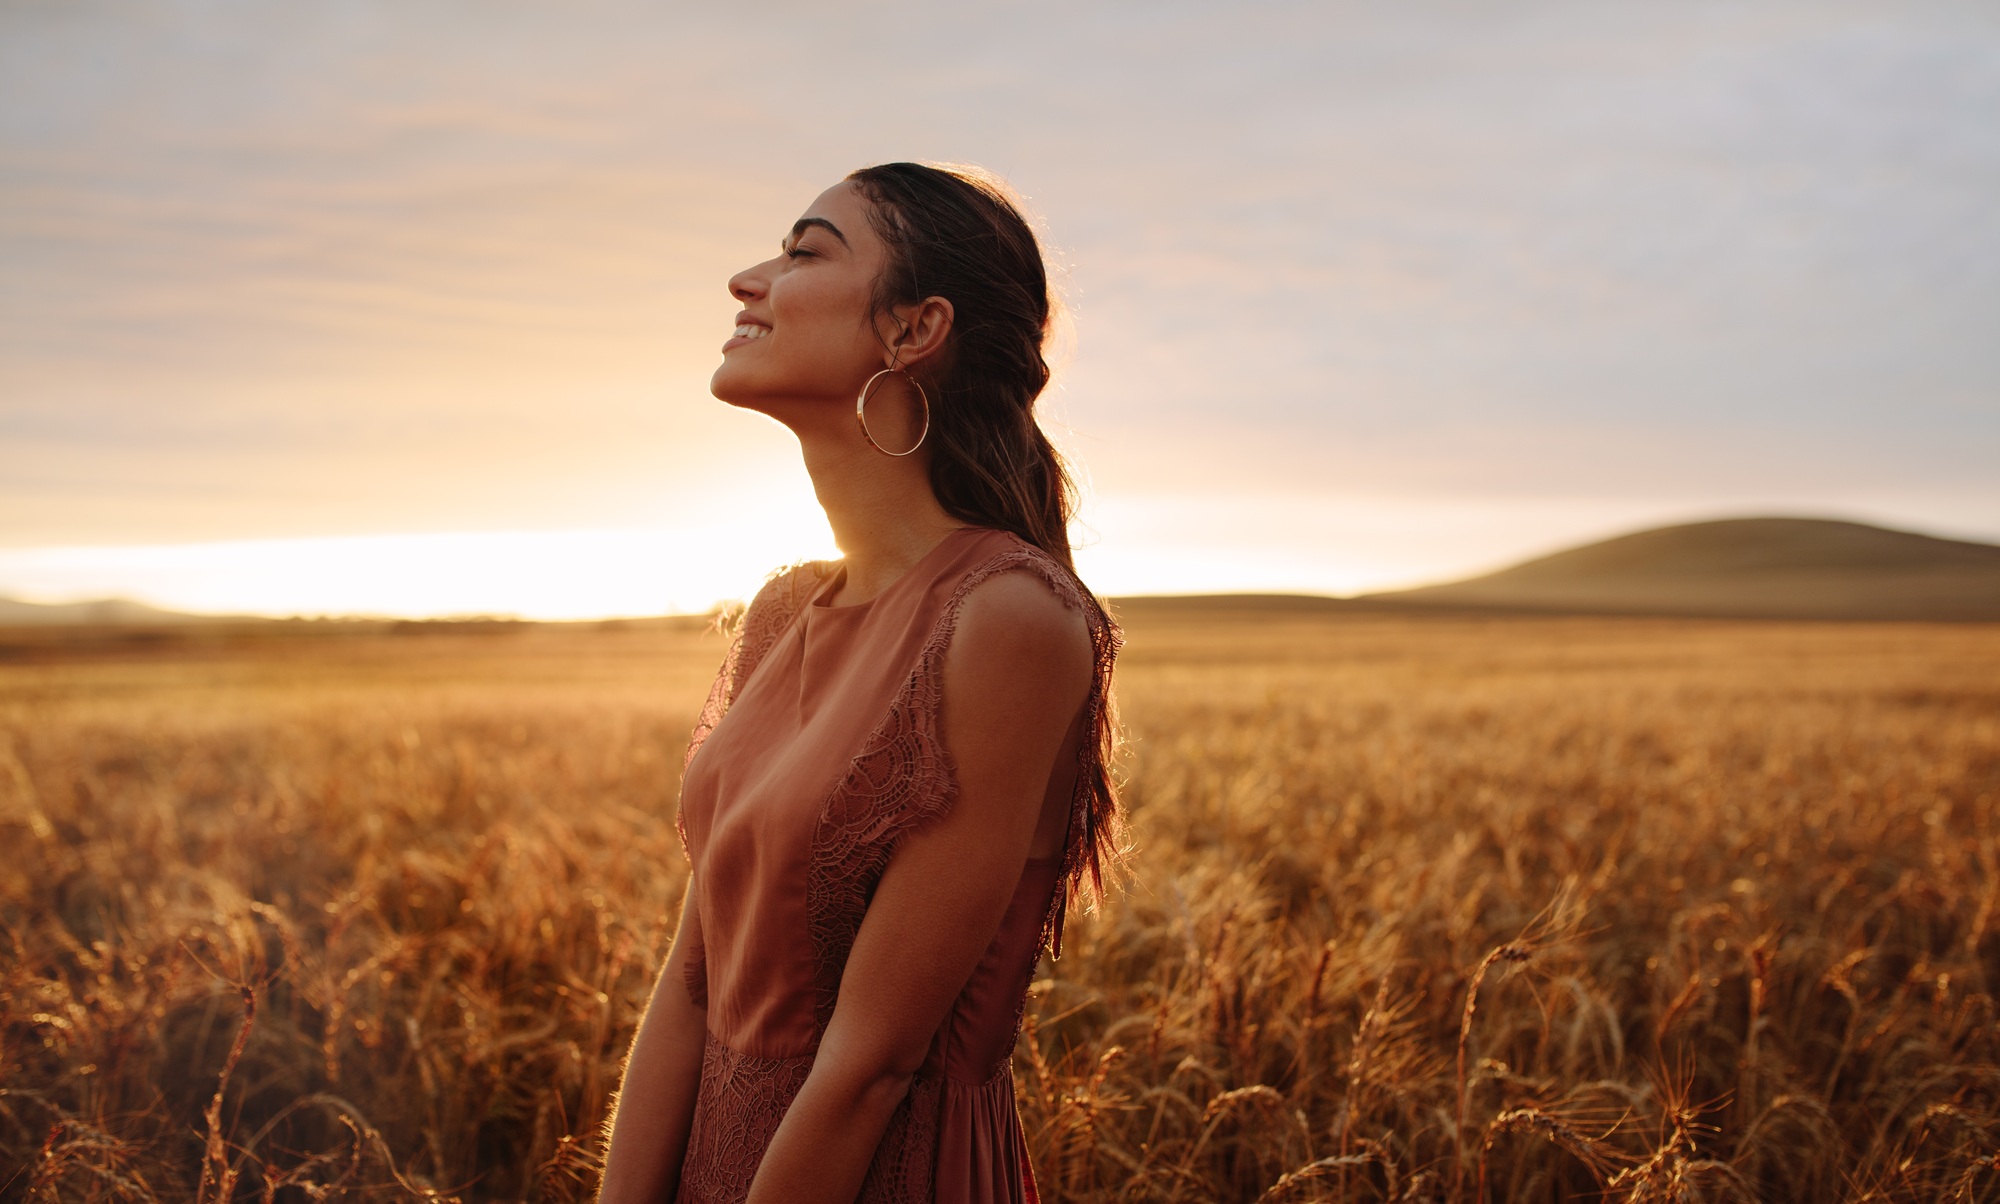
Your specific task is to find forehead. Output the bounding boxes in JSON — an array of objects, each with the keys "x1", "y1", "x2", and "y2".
[{"x1": 798, "y1": 181, "x2": 882, "y2": 250}]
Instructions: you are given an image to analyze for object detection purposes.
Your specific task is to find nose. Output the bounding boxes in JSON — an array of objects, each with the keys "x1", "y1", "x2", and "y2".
[{"x1": 729, "y1": 261, "x2": 768, "y2": 303}]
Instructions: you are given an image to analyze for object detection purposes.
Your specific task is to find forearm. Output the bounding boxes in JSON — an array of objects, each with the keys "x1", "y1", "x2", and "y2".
[
  {"x1": 599, "y1": 954, "x2": 708, "y2": 1202},
  {"x1": 744, "y1": 1060, "x2": 914, "y2": 1204}
]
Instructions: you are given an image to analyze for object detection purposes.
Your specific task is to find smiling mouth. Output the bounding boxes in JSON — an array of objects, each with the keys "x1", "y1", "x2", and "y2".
[{"x1": 732, "y1": 324, "x2": 770, "y2": 340}]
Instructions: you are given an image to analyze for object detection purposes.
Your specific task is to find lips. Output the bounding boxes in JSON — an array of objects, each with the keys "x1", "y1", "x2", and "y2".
[{"x1": 721, "y1": 321, "x2": 771, "y2": 353}]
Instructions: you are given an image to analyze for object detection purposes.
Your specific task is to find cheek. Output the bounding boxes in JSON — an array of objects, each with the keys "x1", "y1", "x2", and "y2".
[{"x1": 774, "y1": 276, "x2": 873, "y2": 351}]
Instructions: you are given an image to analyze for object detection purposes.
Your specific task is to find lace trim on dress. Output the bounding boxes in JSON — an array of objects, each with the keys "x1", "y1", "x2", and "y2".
[
  {"x1": 804, "y1": 542, "x2": 1121, "y2": 1050},
  {"x1": 680, "y1": 560, "x2": 834, "y2": 785},
  {"x1": 672, "y1": 538, "x2": 1119, "y2": 1201},
  {"x1": 859, "y1": 1070, "x2": 945, "y2": 1204},
  {"x1": 673, "y1": 1048, "x2": 955, "y2": 1204},
  {"x1": 676, "y1": 1032, "x2": 814, "y2": 1204},
  {"x1": 1039, "y1": 561, "x2": 1123, "y2": 960},
  {"x1": 676, "y1": 560, "x2": 833, "y2": 1010}
]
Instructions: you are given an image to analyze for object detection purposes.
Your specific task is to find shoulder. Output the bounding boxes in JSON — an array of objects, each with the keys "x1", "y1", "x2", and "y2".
[
  {"x1": 722, "y1": 559, "x2": 837, "y2": 681},
  {"x1": 953, "y1": 532, "x2": 1098, "y2": 613},
  {"x1": 945, "y1": 545, "x2": 1095, "y2": 698},
  {"x1": 753, "y1": 557, "x2": 838, "y2": 607},
  {"x1": 956, "y1": 570, "x2": 1089, "y2": 655},
  {"x1": 739, "y1": 558, "x2": 836, "y2": 628}
]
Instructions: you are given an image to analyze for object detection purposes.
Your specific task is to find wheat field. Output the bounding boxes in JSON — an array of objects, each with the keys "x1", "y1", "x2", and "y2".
[{"x1": 3, "y1": 609, "x2": 1997, "y2": 1202}]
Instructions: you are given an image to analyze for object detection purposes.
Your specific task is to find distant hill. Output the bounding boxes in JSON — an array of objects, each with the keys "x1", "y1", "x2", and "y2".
[
  {"x1": 11, "y1": 517, "x2": 1997, "y2": 629},
  {"x1": 1363, "y1": 517, "x2": 2000, "y2": 621},
  {"x1": 0, "y1": 596, "x2": 226, "y2": 625}
]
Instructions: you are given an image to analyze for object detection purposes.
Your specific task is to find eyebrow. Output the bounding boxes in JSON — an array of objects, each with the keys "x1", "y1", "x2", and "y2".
[{"x1": 785, "y1": 216, "x2": 849, "y2": 249}]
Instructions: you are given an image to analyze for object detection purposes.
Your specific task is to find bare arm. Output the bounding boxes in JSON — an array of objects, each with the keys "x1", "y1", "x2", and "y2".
[
  {"x1": 599, "y1": 880, "x2": 709, "y2": 1204},
  {"x1": 743, "y1": 571, "x2": 1093, "y2": 1204}
]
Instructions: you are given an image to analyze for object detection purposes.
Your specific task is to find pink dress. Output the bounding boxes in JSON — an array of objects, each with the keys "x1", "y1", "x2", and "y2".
[{"x1": 671, "y1": 526, "x2": 1119, "y2": 1204}]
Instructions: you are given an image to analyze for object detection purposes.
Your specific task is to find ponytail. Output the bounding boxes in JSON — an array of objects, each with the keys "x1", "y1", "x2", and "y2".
[
  {"x1": 848, "y1": 161, "x2": 1123, "y2": 917},
  {"x1": 846, "y1": 162, "x2": 1077, "y2": 571}
]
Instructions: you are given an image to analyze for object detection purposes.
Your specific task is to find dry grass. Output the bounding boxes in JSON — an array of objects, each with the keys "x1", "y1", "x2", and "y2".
[{"x1": 3, "y1": 611, "x2": 1998, "y2": 1201}]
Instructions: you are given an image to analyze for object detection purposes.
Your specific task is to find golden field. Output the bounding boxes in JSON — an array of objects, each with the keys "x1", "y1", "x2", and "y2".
[{"x1": 3, "y1": 609, "x2": 1998, "y2": 1202}]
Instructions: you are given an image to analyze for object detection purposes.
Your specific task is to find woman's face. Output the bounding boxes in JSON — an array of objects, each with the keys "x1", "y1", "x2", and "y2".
[{"x1": 710, "y1": 181, "x2": 896, "y2": 413}]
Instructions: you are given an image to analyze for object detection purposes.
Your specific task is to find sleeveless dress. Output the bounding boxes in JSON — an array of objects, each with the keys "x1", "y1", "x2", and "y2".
[{"x1": 671, "y1": 526, "x2": 1120, "y2": 1204}]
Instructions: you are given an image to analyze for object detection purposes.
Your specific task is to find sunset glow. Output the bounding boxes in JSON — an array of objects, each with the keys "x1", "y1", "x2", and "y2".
[
  {"x1": 8, "y1": 492, "x2": 1978, "y2": 621},
  {"x1": 0, "y1": 525, "x2": 832, "y2": 622},
  {"x1": 3, "y1": 2, "x2": 1995, "y2": 617}
]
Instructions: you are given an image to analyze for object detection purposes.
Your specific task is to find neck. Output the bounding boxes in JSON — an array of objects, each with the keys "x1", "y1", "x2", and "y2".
[{"x1": 798, "y1": 424, "x2": 963, "y2": 606}]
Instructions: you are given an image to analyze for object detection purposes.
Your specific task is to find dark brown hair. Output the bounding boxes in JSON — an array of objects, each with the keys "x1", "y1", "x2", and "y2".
[
  {"x1": 846, "y1": 161, "x2": 1124, "y2": 927},
  {"x1": 846, "y1": 162, "x2": 1076, "y2": 568}
]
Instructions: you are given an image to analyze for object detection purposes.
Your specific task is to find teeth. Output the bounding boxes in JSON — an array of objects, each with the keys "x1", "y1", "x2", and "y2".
[{"x1": 732, "y1": 324, "x2": 769, "y2": 339}]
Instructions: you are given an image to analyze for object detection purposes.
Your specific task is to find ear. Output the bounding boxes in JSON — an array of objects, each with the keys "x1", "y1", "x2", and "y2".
[{"x1": 882, "y1": 296, "x2": 954, "y2": 371}]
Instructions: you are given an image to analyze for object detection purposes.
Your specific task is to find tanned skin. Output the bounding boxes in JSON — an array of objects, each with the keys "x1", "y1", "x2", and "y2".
[{"x1": 597, "y1": 181, "x2": 1092, "y2": 1204}]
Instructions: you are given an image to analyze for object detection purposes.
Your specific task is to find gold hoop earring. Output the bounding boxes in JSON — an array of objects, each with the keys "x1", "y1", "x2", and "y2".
[{"x1": 855, "y1": 367, "x2": 931, "y2": 457}]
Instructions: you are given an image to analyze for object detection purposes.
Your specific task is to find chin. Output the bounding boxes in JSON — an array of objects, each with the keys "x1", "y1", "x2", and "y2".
[
  {"x1": 709, "y1": 369, "x2": 779, "y2": 416},
  {"x1": 709, "y1": 364, "x2": 750, "y2": 405}
]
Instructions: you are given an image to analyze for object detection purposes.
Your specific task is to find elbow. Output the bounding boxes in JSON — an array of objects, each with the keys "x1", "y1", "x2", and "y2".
[
  {"x1": 812, "y1": 1010, "x2": 932, "y2": 1122},
  {"x1": 824, "y1": 1043, "x2": 923, "y2": 1124},
  {"x1": 858, "y1": 1061, "x2": 918, "y2": 1119}
]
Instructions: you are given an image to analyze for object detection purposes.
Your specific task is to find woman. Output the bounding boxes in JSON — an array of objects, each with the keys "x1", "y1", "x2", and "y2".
[{"x1": 598, "y1": 162, "x2": 1122, "y2": 1204}]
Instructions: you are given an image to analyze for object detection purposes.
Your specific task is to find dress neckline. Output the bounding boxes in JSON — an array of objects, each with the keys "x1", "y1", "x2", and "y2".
[{"x1": 809, "y1": 526, "x2": 984, "y2": 614}]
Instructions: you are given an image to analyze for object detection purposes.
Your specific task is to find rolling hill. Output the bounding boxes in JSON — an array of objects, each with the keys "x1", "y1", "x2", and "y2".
[
  {"x1": 1362, "y1": 517, "x2": 2000, "y2": 620},
  {"x1": 7, "y1": 518, "x2": 1997, "y2": 629}
]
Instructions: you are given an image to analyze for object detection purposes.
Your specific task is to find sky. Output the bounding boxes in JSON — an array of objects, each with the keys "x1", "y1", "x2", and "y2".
[{"x1": 3, "y1": 0, "x2": 1996, "y2": 617}]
